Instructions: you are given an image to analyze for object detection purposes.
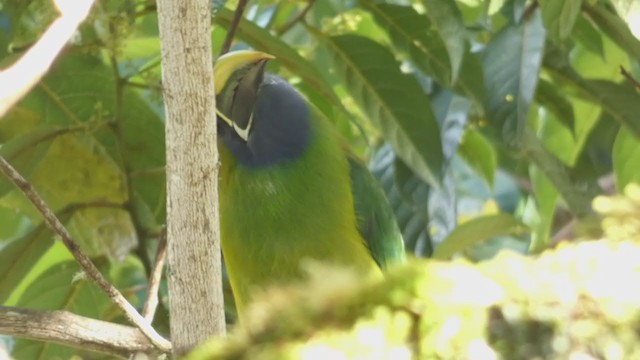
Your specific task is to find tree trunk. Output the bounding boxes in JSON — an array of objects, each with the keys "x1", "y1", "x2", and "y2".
[{"x1": 156, "y1": 0, "x2": 226, "y2": 356}]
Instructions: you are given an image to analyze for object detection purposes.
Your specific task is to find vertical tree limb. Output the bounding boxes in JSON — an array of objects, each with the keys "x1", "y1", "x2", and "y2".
[{"x1": 156, "y1": 0, "x2": 226, "y2": 355}]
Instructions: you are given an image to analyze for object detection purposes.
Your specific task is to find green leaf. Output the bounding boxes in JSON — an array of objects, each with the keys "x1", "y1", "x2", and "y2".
[
  {"x1": 613, "y1": 127, "x2": 640, "y2": 190},
  {"x1": 0, "y1": 218, "x2": 69, "y2": 303},
  {"x1": 360, "y1": 2, "x2": 450, "y2": 86},
  {"x1": 572, "y1": 16, "x2": 605, "y2": 58},
  {"x1": 12, "y1": 259, "x2": 143, "y2": 358},
  {"x1": 370, "y1": 145, "x2": 432, "y2": 256},
  {"x1": 421, "y1": 0, "x2": 466, "y2": 82},
  {"x1": 535, "y1": 79, "x2": 575, "y2": 131},
  {"x1": 580, "y1": 80, "x2": 640, "y2": 137},
  {"x1": 433, "y1": 214, "x2": 527, "y2": 259},
  {"x1": 527, "y1": 165, "x2": 559, "y2": 253},
  {"x1": 120, "y1": 36, "x2": 160, "y2": 60},
  {"x1": 361, "y1": 2, "x2": 484, "y2": 104},
  {"x1": 483, "y1": 10, "x2": 546, "y2": 146},
  {"x1": 318, "y1": 33, "x2": 444, "y2": 186},
  {"x1": 28, "y1": 53, "x2": 166, "y2": 223},
  {"x1": 539, "y1": 0, "x2": 584, "y2": 42},
  {"x1": 458, "y1": 129, "x2": 497, "y2": 186},
  {"x1": 584, "y1": 2, "x2": 640, "y2": 63},
  {"x1": 0, "y1": 126, "x2": 70, "y2": 197},
  {"x1": 540, "y1": 34, "x2": 633, "y2": 164},
  {"x1": 12, "y1": 261, "x2": 111, "y2": 359}
]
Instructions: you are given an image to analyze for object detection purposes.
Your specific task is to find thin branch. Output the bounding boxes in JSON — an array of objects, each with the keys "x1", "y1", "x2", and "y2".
[
  {"x1": 276, "y1": 0, "x2": 316, "y2": 36},
  {"x1": 551, "y1": 217, "x2": 578, "y2": 247},
  {"x1": 0, "y1": 156, "x2": 171, "y2": 353},
  {"x1": 142, "y1": 228, "x2": 168, "y2": 322},
  {"x1": 219, "y1": 0, "x2": 249, "y2": 56},
  {"x1": 0, "y1": 306, "x2": 157, "y2": 359},
  {"x1": 620, "y1": 66, "x2": 640, "y2": 92},
  {"x1": 0, "y1": 0, "x2": 96, "y2": 118}
]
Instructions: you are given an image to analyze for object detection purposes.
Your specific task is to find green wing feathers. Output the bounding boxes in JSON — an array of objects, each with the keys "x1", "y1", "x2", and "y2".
[{"x1": 348, "y1": 155, "x2": 406, "y2": 268}]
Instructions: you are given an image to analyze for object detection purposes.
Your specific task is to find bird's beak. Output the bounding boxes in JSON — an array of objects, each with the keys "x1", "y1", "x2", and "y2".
[
  {"x1": 214, "y1": 50, "x2": 274, "y2": 139},
  {"x1": 214, "y1": 50, "x2": 274, "y2": 95}
]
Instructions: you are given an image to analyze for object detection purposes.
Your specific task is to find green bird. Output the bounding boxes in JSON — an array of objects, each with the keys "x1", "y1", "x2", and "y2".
[{"x1": 214, "y1": 50, "x2": 405, "y2": 317}]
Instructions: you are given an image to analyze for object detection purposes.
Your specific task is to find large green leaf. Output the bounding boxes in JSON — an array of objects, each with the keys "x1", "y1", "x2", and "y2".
[
  {"x1": 613, "y1": 127, "x2": 640, "y2": 191},
  {"x1": 24, "y1": 52, "x2": 166, "y2": 223},
  {"x1": 361, "y1": 2, "x2": 484, "y2": 104},
  {"x1": 360, "y1": 2, "x2": 450, "y2": 85},
  {"x1": 483, "y1": 10, "x2": 546, "y2": 146},
  {"x1": 433, "y1": 214, "x2": 527, "y2": 259},
  {"x1": 317, "y1": 33, "x2": 444, "y2": 186},
  {"x1": 421, "y1": 0, "x2": 466, "y2": 82},
  {"x1": 370, "y1": 145, "x2": 432, "y2": 257},
  {"x1": 539, "y1": 0, "x2": 584, "y2": 43}
]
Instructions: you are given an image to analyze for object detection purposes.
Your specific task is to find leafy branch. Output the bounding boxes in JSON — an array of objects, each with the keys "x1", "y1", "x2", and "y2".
[{"x1": 0, "y1": 156, "x2": 171, "y2": 352}]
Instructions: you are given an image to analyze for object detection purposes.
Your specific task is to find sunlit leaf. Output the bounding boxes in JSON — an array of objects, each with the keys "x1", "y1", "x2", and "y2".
[
  {"x1": 539, "y1": 0, "x2": 584, "y2": 42},
  {"x1": 613, "y1": 127, "x2": 640, "y2": 191},
  {"x1": 433, "y1": 214, "x2": 527, "y2": 259},
  {"x1": 0, "y1": 216, "x2": 70, "y2": 303},
  {"x1": 458, "y1": 129, "x2": 497, "y2": 186},
  {"x1": 527, "y1": 166, "x2": 559, "y2": 253}
]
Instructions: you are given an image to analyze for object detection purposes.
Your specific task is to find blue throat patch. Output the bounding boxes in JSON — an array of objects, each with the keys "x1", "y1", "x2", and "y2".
[{"x1": 219, "y1": 74, "x2": 311, "y2": 168}]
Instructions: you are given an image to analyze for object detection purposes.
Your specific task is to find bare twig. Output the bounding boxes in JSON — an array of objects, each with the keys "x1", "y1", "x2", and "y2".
[
  {"x1": 551, "y1": 217, "x2": 578, "y2": 247},
  {"x1": 0, "y1": 156, "x2": 171, "y2": 353},
  {"x1": 142, "y1": 228, "x2": 168, "y2": 322},
  {"x1": 620, "y1": 66, "x2": 640, "y2": 92},
  {"x1": 0, "y1": 306, "x2": 157, "y2": 359},
  {"x1": 276, "y1": 0, "x2": 316, "y2": 36},
  {"x1": 219, "y1": 0, "x2": 249, "y2": 56},
  {"x1": 0, "y1": 0, "x2": 96, "y2": 118}
]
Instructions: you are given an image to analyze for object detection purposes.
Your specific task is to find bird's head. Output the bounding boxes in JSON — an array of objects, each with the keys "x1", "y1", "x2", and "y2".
[{"x1": 213, "y1": 50, "x2": 310, "y2": 167}]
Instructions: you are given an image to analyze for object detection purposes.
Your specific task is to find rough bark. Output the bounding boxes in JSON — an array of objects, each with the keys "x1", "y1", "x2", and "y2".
[
  {"x1": 0, "y1": 307, "x2": 157, "y2": 358},
  {"x1": 156, "y1": 0, "x2": 226, "y2": 355}
]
